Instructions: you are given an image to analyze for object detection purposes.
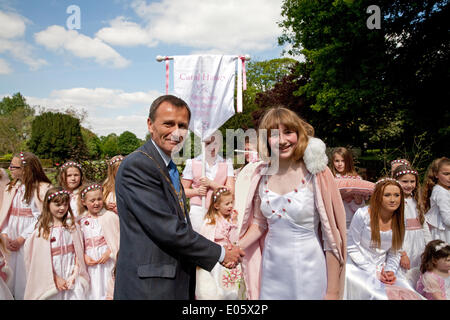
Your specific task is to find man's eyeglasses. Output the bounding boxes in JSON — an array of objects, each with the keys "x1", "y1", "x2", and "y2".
[{"x1": 9, "y1": 165, "x2": 21, "y2": 170}]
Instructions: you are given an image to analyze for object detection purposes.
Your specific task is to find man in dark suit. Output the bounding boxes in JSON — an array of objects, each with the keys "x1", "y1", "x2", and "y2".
[{"x1": 114, "y1": 95, "x2": 244, "y2": 299}]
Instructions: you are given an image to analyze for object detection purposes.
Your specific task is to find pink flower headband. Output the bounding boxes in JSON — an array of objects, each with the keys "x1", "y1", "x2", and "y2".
[
  {"x1": 19, "y1": 152, "x2": 26, "y2": 165},
  {"x1": 48, "y1": 190, "x2": 71, "y2": 201},
  {"x1": 375, "y1": 178, "x2": 399, "y2": 186},
  {"x1": 61, "y1": 161, "x2": 82, "y2": 171},
  {"x1": 394, "y1": 169, "x2": 418, "y2": 178},
  {"x1": 81, "y1": 184, "x2": 103, "y2": 198},
  {"x1": 390, "y1": 159, "x2": 409, "y2": 166},
  {"x1": 213, "y1": 187, "x2": 228, "y2": 202},
  {"x1": 109, "y1": 156, "x2": 124, "y2": 166}
]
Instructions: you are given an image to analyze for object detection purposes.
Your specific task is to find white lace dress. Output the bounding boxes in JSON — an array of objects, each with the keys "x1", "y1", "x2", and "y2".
[{"x1": 257, "y1": 173, "x2": 328, "y2": 300}]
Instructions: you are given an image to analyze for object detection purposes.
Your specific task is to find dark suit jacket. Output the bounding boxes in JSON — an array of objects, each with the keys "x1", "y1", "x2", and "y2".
[{"x1": 113, "y1": 140, "x2": 222, "y2": 299}]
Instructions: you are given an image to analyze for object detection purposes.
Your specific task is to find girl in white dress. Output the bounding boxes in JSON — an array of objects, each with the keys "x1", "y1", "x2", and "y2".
[
  {"x1": 238, "y1": 107, "x2": 346, "y2": 300},
  {"x1": 330, "y1": 147, "x2": 366, "y2": 231},
  {"x1": 58, "y1": 161, "x2": 85, "y2": 218},
  {"x1": 24, "y1": 187, "x2": 89, "y2": 300},
  {"x1": 393, "y1": 165, "x2": 432, "y2": 286},
  {"x1": 196, "y1": 188, "x2": 244, "y2": 300},
  {"x1": 345, "y1": 178, "x2": 422, "y2": 300},
  {"x1": 416, "y1": 240, "x2": 450, "y2": 300},
  {"x1": 78, "y1": 183, "x2": 119, "y2": 300},
  {"x1": 0, "y1": 152, "x2": 51, "y2": 299},
  {"x1": 423, "y1": 157, "x2": 450, "y2": 242},
  {"x1": 182, "y1": 131, "x2": 235, "y2": 232},
  {"x1": 103, "y1": 155, "x2": 124, "y2": 215}
]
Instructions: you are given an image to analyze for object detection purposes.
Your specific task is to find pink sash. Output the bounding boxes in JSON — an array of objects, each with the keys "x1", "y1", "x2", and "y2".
[
  {"x1": 51, "y1": 244, "x2": 75, "y2": 256},
  {"x1": 84, "y1": 236, "x2": 107, "y2": 250},
  {"x1": 406, "y1": 218, "x2": 422, "y2": 230},
  {"x1": 8, "y1": 206, "x2": 33, "y2": 217}
]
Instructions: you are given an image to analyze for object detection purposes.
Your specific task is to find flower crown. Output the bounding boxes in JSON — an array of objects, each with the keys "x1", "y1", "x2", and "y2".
[
  {"x1": 394, "y1": 169, "x2": 418, "y2": 178},
  {"x1": 48, "y1": 190, "x2": 71, "y2": 201},
  {"x1": 435, "y1": 242, "x2": 448, "y2": 252},
  {"x1": 375, "y1": 178, "x2": 399, "y2": 186},
  {"x1": 19, "y1": 152, "x2": 26, "y2": 165},
  {"x1": 61, "y1": 161, "x2": 82, "y2": 171},
  {"x1": 213, "y1": 187, "x2": 228, "y2": 202},
  {"x1": 81, "y1": 184, "x2": 103, "y2": 198},
  {"x1": 109, "y1": 156, "x2": 124, "y2": 166},
  {"x1": 390, "y1": 159, "x2": 409, "y2": 166}
]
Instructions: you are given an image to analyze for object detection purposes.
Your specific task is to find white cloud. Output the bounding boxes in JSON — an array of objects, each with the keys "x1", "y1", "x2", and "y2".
[
  {"x1": 0, "y1": 10, "x2": 48, "y2": 71},
  {"x1": 0, "y1": 58, "x2": 12, "y2": 74},
  {"x1": 34, "y1": 25, "x2": 131, "y2": 68},
  {"x1": 23, "y1": 88, "x2": 163, "y2": 139},
  {"x1": 97, "y1": 0, "x2": 283, "y2": 53},
  {"x1": 0, "y1": 10, "x2": 27, "y2": 39}
]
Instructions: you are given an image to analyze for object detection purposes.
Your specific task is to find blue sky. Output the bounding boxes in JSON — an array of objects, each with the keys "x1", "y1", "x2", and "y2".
[{"x1": 0, "y1": 0, "x2": 298, "y2": 139}]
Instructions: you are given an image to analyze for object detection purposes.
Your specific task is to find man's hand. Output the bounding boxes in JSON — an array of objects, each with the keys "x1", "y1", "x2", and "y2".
[{"x1": 221, "y1": 244, "x2": 245, "y2": 269}]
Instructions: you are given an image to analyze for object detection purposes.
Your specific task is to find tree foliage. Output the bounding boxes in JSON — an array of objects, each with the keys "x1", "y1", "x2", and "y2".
[
  {"x1": 28, "y1": 112, "x2": 88, "y2": 163},
  {"x1": 118, "y1": 130, "x2": 142, "y2": 155}
]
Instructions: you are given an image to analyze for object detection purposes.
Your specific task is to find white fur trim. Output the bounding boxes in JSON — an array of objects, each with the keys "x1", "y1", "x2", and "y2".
[{"x1": 303, "y1": 137, "x2": 328, "y2": 174}]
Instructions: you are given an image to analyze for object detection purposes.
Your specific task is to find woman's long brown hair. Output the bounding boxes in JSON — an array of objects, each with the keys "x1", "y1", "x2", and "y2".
[{"x1": 369, "y1": 179, "x2": 405, "y2": 251}]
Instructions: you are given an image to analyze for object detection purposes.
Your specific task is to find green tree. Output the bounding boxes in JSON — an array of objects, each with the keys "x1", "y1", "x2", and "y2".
[
  {"x1": 28, "y1": 112, "x2": 88, "y2": 163},
  {"x1": 81, "y1": 127, "x2": 102, "y2": 159},
  {"x1": 118, "y1": 131, "x2": 141, "y2": 155},
  {"x1": 100, "y1": 134, "x2": 120, "y2": 158},
  {"x1": 0, "y1": 93, "x2": 35, "y2": 154}
]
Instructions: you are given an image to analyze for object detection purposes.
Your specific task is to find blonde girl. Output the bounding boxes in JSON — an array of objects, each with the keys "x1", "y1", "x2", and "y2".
[
  {"x1": 416, "y1": 240, "x2": 450, "y2": 300},
  {"x1": 78, "y1": 183, "x2": 119, "y2": 300},
  {"x1": 58, "y1": 161, "x2": 85, "y2": 217},
  {"x1": 24, "y1": 187, "x2": 89, "y2": 300},
  {"x1": 422, "y1": 157, "x2": 450, "y2": 242},
  {"x1": 103, "y1": 155, "x2": 124, "y2": 214},
  {"x1": 0, "y1": 151, "x2": 51, "y2": 299},
  {"x1": 196, "y1": 187, "x2": 244, "y2": 300},
  {"x1": 393, "y1": 165, "x2": 432, "y2": 286}
]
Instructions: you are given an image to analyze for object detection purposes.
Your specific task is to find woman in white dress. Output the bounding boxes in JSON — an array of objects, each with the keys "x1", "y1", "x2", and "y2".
[
  {"x1": 181, "y1": 131, "x2": 235, "y2": 232},
  {"x1": 345, "y1": 178, "x2": 423, "y2": 300},
  {"x1": 238, "y1": 107, "x2": 347, "y2": 300}
]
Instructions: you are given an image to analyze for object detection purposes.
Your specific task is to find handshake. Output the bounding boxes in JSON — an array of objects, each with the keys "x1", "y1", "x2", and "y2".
[{"x1": 220, "y1": 243, "x2": 245, "y2": 269}]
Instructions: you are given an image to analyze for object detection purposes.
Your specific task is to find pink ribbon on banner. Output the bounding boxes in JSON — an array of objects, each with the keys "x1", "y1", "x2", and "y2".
[
  {"x1": 240, "y1": 56, "x2": 247, "y2": 91},
  {"x1": 165, "y1": 57, "x2": 170, "y2": 94}
]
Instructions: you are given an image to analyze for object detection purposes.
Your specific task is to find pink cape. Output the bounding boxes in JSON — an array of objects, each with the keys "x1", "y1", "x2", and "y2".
[
  {"x1": 239, "y1": 138, "x2": 347, "y2": 300},
  {"x1": 23, "y1": 224, "x2": 90, "y2": 300}
]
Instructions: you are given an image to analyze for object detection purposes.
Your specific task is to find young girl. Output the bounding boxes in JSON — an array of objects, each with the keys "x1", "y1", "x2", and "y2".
[
  {"x1": 0, "y1": 236, "x2": 13, "y2": 299},
  {"x1": 195, "y1": 188, "x2": 244, "y2": 300},
  {"x1": 58, "y1": 161, "x2": 85, "y2": 217},
  {"x1": 103, "y1": 155, "x2": 124, "y2": 214},
  {"x1": 182, "y1": 131, "x2": 235, "y2": 232},
  {"x1": 393, "y1": 165, "x2": 432, "y2": 286},
  {"x1": 78, "y1": 183, "x2": 120, "y2": 300},
  {"x1": 345, "y1": 178, "x2": 422, "y2": 300},
  {"x1": 23, "y1": 187, "x2": 89, "y2": 300},
  {"x1": 416, "y1": 240, "x2": 450, "y2": 300},
  {"x1": 330, "y1": 147, "x2": 366, "y2": 231},
  {"x1": 0, "y1": 152, "x2": 52, "y2": 299},
  {"x1": 423, "y1": 157, "x2": 450, "y2": 242}
]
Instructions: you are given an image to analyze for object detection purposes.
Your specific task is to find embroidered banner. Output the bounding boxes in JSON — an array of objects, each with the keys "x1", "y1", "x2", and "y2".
[{"x1": 173, "y1": 55, "x2": 236, "y2": 140}]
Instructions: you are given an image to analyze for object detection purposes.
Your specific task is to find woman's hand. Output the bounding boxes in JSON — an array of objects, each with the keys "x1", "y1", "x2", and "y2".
[
  {"x1": 84, "y1": 254, "x2": 98, "y2": 266},
  {"x1": 197, "y1": 186, "x2": 208, "y2": 196},
  {"x1": 400, "y1": 252, "x2": 410, "y2": 270},
  {"x1": 379, "y1": 268, "x2": 396, "y2": 285},
  {"x1": 54, "y1": 274, "x2": 68, "y2": 291},
  {"x1": 106, "y1": 202, "x2": 116, "y2": 211},
  {"x1": 97, "y1": 249, "x2": 111, "y2": 264}
]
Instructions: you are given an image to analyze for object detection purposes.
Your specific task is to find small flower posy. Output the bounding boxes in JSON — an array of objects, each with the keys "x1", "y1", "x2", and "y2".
[
  {"x1": 48, "y1": 190, "x2": 71, "y2": 201},
  {"x1": 109, "y1": 156, "x2": 124, "y2": 166},
  {"x1": 394, "y1": 169, "x2": 418, "y2": 178},
  {"x1": 435, "y1": 242, "x2": 448, "y2": 252},
  {"x1": 375, "y1": 177, "x2": 399, "y2": 186},
  {"x1": 60, "y1": 161, "x2": 82, "y2": 171},
  {"x1": 213, "y1": 187, "x2": 228, "y2": 202},
  {"x1": 19, "y1": 152, "x2": 26, "y2": 165},
  {"x1": 81, "y1": 184, "x2": 103, "y2": 198}
]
